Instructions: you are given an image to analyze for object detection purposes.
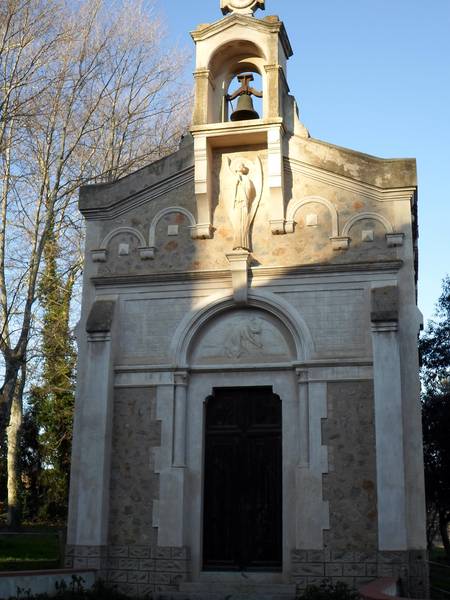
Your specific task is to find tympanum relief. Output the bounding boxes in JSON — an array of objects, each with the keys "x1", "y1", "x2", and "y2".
[{"x1": 190, "y1": 309, "x2": 293, "y2": 365}]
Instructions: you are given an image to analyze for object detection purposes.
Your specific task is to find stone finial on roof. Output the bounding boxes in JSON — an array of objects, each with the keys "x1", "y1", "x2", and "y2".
[{"x1": 220, "y1": 0, "x2": 265, "y2": 16}]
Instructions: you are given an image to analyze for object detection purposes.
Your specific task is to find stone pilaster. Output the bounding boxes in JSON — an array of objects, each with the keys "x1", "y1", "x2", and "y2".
[{"x1": 370, "y1": 286, "x2": 407, "y2": 551}]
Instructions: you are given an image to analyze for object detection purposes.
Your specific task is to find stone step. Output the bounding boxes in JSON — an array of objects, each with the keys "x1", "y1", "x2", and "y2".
[
  {"x1": 180, "y1": 583, "x2": 295, "y2": 593},
  {"x1": 154, "y1": 582, "x2": 297, "y2": 600},
  {"x1": 153, "y1": 594, "x2": 296, "y2": 600}
]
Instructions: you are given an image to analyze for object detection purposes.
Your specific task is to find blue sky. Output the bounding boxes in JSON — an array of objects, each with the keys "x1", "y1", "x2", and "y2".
[{"x1": 161, "y1": 0, "x2": 450, "y2": 325}]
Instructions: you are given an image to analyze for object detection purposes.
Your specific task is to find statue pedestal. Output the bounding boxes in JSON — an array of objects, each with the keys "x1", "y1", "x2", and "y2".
[{"x1": 226, "y1": 250, "x2": 251, "y2": 304}]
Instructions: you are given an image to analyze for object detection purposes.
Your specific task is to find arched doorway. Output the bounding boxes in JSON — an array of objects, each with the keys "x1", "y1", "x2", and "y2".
[
  {"x1": 171, "y1": 295, "x2": 315, "y2": 580},
  {"x1": 203, "y1": 386, "x2": 282, "y2": 571}
]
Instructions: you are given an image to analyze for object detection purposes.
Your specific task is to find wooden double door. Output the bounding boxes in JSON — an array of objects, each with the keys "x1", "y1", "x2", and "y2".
[{"x1": 203, "y1": 386, "x2": 282, "y2": 571}]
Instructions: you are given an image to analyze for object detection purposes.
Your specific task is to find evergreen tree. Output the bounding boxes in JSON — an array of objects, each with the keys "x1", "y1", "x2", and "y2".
[
  {"x1": 29, "y1": 229, "x2": 78, "y2": 521},
  {"x1": 420, "y1": 276, "x2": 450, "y2": 555}
]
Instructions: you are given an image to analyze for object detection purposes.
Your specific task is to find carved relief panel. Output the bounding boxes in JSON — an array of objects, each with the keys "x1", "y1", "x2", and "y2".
[{"x1": 190, "y1": 308, "x2": 294, "y2": 366}]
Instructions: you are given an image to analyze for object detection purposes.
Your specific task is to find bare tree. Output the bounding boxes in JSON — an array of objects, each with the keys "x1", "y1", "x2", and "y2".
[{"x1": 0, "y1": 0, "x2": 190, "y2": 479}]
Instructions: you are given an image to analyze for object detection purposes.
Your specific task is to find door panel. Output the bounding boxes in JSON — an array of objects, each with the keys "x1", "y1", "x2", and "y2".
[{"x1": 203, "y1": 386, "x2": 282, "y2": 571}]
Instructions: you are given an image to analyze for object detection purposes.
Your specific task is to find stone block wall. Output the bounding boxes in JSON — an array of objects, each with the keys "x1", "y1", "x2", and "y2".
[
  {"x1": 323, "y1": 381, "x2": 378, "y2": 550},
  {"x1": 109, "y1": 388, "x2": 161, "y2": 546},
  {"x1": 291, "y1": 550, "x2": 429, "y2": 598}
]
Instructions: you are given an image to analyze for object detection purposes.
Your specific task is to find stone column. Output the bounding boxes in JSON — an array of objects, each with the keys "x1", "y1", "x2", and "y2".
[
  {"x1": 267, "y1": 125, "x2": 286, "y2": 234},
  {"x1": 264, "y1": 64, "x2": 282, "y2": 119},
  {"x1": 295, "y1": 375, "x2": 329, "y2": 549},
  {"x1": 68, "y1": 300, "x2": 115, "y2": 548},
  {"x1": 157, "y1": 373, "x2": 189, "y2": 547},
  {"x1": 296, "y1": 368, "x2": 309, "y2": 468},
  {"x1": 173, "y1": 371, "x2": 189, "y2": 467},
  {"x1": 192, "y1": 69, "x2": 211, "y2": 125},
  {"x1": 371, "y1": 286, "x2": 408, "y2": 550},
  {"x1": 191, "y1": 134, "x2": 213, "y2": 239}
]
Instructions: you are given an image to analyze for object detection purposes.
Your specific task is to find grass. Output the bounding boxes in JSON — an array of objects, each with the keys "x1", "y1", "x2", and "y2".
[
  {"x1": 430, "y1": 547, "x2": 450, "y2": 599},
  {"x1": 0, "y1": 533, "x2": 60, "y2": 571}
]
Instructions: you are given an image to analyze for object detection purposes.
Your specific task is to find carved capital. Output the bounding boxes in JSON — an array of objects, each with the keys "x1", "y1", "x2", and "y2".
[
  {"x1": 226, "y1": 250, "x2": 251, "y2": 304},
  {"x1": 386, "y1": 232, "x2": 405, "y2": 247},
  {"x1": 139, "y1": 246, "x2": 155, "y2": 260},
  {"x1": 270, "y1": 219, "x2": 286, "y2": 235},
  {"x1": 296, "y1": 368, "x2": 309, "y2": 384},
  {"x1": 330, "y1": 236, "x2": 350, "y2": 251},
  {"x1": 190, "y1": 223, "x2": 213, "y2": 239},
  {"x1": 91, "y1": 249, "x2": 107, "y2": 263},
  {"x1": 174, "y1": 370, "x2": 189, "y2": 387}
]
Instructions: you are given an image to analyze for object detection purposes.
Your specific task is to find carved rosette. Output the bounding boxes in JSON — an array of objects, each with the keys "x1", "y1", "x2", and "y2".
[{"x1": 221, "y1": 0, "x2": 265, "y2": 16}]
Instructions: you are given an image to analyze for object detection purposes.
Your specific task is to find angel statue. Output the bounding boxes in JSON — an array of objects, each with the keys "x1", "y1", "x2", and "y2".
[{"x1": 226, "y1": 157, "x2": 262, "y2": 251}]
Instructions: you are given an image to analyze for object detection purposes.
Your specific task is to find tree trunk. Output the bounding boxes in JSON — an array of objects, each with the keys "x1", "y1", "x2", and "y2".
[
  {"x1": 6, "y1": 368, "x2": 25, "y2": 529},
  {"x1": 439, "y1": 511, "x2": 450, "y2": 558},
  {"x1": 0, "y1": 361, "x2": 20, "y2": 443}
]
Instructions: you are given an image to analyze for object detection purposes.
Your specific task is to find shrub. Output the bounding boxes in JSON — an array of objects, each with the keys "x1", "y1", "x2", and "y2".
[{"x1": 299, "y1": 579, "x2": 360, "y2": 600}]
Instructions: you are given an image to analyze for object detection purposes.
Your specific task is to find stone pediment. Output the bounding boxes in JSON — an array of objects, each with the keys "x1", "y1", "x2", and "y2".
[
  {"x1": 78, "y1": 138, "x2": 194, "y2": 220},
  {"x1": 287, "y1": 135, "x2": 418, "y2": 191},
  {"x1": 191, "y1": 14, "x2": 293, "y2": 59}
]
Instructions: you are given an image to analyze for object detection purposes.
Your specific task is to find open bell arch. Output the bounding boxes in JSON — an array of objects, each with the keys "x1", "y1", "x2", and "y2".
[{"x1": 207, "y1": 39, "x2": 267, "y2": 123}]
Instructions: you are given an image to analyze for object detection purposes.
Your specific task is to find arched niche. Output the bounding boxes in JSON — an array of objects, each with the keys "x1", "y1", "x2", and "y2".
[{"x1": 207, "y1": 40, "x2": 267, "y2": 123}]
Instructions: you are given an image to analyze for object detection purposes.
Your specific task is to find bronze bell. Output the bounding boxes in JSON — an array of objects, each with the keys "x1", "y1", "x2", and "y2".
[
  {"x1": 227, "y1": 73, "x2": 262, "y2": 122},
  {"x1": 230, "y1": 93, "x2": 259, "y2": 121}
]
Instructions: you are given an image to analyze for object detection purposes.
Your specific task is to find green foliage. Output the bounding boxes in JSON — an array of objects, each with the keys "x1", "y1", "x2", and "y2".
[
  {"x1": 7, "y1": 578, "x2": 151, "y2": 599},
  {"x1": 420, "y1": 276, "x2": 450, "y2": 394},
  {"x1": 298, "y1": 580, "x2": 360, "y2": 600},
  {"x1": 24, "y1": 229, "x2": 79, "y2": 523},
  {"x1": 420, "y1": 276, "x2": 450, "y2": 554},
  {"x1": 0, "y1": 533, "x2": 59, "y2": 571}
]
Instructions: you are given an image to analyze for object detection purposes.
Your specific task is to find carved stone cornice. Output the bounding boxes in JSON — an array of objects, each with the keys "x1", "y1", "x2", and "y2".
[
  {"x1": 285, "y1": 157, "x2": 416, "y2": 203},
  {"x1": 80, "y1": 167, "x2": 194, "y2": 221},
  {"x1": 191, "y1": 14, "x2": 293, "y2": 60},
  {"x1": 90, "y1": 260, "x2": 403, "y2": 289}
]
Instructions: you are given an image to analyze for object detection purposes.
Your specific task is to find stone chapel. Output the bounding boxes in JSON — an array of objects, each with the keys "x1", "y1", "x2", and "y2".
[{"x1": 67, "y1": 1, "x2": 428, "y2": 598}]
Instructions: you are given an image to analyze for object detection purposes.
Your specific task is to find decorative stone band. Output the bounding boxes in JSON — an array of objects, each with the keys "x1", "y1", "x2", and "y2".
[
  {"x1": 371, "y1": 321, "x2": 399, "y2": 333},
  {"x1": 65, "y1": 545, "x2": 191, "y2": 597},
  {"x1": 291, "y1": 550, "x2": 429, "y2": 599},
  {"x1": 292, "y1": 550, "x2": 428, "y2": 598}
]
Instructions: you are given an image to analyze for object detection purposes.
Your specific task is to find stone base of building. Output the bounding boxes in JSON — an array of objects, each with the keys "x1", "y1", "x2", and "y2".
[
  {"x1": 65, "y1": 545, "x2": 191, "y2": 596},
  {"x1": 65, "y1": 546, "x2": 428, "y2": 598},
  {"x1": 291, "y1": 549, "x2": 429, "y2": 599}
]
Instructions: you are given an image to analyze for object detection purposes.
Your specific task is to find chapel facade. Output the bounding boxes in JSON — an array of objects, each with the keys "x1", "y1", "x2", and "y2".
[{"x1": 67, "y1": 1, "x2": 428, "y2": 598}]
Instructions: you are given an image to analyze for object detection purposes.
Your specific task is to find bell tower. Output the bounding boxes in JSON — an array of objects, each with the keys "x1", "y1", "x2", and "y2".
[{"x1": 190, "y1": 0, "x2": 304, "y2": 240}]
